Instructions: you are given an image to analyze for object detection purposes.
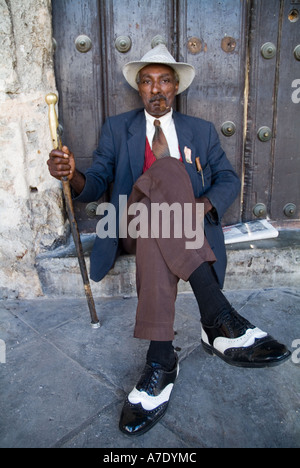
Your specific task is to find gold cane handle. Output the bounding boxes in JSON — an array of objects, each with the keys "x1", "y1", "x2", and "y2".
[{"x1": 45, "y1": 93, "x2": 61, "y2": 150}]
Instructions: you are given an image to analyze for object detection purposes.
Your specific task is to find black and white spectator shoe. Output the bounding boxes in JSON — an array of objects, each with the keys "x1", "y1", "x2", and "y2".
[
  {"x1": 119, "y1": 355, "x2": 179, "y2": 436},
  {"x1": 201, "y1": 309, "x2": 291, "y2": 368}
]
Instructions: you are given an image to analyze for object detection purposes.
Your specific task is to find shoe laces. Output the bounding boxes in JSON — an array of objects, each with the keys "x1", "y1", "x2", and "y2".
[
  {"x1": 137, "y1": 363, "x2": 162, "y2": 396},
  {"x1": 215, "y1": 308, "x2": 254, "y2": 338}
]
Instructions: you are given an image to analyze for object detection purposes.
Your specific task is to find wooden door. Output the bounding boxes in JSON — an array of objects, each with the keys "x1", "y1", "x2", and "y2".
[
  {"x1": 52, "y1": 0, "x2": 299, "y2": 232},
  {"x1": 176, "y1": 0, "x2": 248, "y2": 225},
  {"x1": 243, "y1": 0, "x2": 300, "y2": 224}
]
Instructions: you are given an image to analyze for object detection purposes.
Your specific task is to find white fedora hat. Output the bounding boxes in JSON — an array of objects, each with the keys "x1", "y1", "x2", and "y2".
[{"x1": 122, "y1": 44, "x2": 195, "y2": 95}]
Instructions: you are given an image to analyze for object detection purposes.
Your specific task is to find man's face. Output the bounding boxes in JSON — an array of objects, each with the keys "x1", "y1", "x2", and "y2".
[{"x1": 137, "y1": 64, "x2": 179, "y2": 117}]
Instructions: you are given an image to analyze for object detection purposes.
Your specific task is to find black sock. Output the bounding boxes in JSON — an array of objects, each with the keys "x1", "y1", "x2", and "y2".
[
  {"x1": 189, "y1": 262, "x2": 232, "y2": 326},
  {"x1": 146, "y1": 341, "x2": 176, "y2": 371}
]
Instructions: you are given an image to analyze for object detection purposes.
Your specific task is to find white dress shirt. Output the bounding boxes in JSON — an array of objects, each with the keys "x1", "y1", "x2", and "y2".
[{"x1": 144, "y1": 109, "x2": 180, "y2": 159}]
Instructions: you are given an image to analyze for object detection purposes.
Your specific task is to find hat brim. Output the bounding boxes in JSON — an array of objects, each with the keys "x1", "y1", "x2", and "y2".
[{"x1": 122, "y1": 61, "x2": 195, "y2": 95}]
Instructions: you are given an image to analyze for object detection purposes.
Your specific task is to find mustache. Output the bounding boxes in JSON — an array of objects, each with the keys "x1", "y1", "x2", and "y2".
[
  {"x1": 149, "y1": 95, "x2": 166, "y2": 103},
  {"x1": 149, "y1": 95, "x2": 170, "y2": 112}
]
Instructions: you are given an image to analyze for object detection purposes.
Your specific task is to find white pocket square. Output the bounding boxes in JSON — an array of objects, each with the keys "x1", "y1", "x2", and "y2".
[{"x1": 184, "y1": 146, "x2": 192, "y2": 164}]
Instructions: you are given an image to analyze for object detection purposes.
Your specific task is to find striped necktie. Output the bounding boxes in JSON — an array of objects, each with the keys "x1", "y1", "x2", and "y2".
[{"x1": 152, "y1": 119, "x2": 171, "y2": 159}]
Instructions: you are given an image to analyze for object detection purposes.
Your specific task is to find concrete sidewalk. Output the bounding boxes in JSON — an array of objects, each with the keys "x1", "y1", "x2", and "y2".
[{"x1": 0, "y1": 287, "x2": 299, "y2": 448}]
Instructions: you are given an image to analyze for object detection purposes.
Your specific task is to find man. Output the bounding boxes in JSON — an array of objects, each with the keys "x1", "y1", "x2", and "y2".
[{"x1": 47, "y1": 45, "x2": 290, "y2": 436}]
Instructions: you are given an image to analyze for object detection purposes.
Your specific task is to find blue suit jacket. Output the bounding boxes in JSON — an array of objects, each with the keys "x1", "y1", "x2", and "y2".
[{"x1": 75, "y1": 108, "x2": 241, "y2": 287}]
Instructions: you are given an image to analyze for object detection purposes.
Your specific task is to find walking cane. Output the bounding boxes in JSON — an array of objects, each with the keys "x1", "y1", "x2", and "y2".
[{"x1": 45, "y1": 93, "x2": 100, "y2": 329}]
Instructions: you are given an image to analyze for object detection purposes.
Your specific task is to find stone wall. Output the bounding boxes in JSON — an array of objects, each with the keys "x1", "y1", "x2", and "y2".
[{"x1": 0, "y1": 0, "x2": 65, "y2": 298}]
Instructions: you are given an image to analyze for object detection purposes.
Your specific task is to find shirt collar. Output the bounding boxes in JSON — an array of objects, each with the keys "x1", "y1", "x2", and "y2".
[{"x1": 144, "y1": 108, "x2": 173, "y2": 128}]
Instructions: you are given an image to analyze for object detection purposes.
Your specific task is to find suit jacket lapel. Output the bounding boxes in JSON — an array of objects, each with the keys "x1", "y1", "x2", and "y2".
[
  {"x1": 173, "y1": 110, "x2": 204, "y2": 197},
  {"x1": 127, "y1": 110, "x2": 146, "y2": 183},
  {"x1": 173, "y1": 111, "x2": 196, "y2": 168}
]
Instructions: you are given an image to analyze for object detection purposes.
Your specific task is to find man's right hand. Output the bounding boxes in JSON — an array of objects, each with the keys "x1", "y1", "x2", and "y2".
[
  {"x1": 47, "y1": 145, "x2": 86, "y2": 195},
  {"x1": 47, "y1": 145, "x2": 75, "y2": 181}
]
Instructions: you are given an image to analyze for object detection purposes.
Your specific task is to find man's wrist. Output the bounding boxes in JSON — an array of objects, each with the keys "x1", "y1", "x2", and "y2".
[
  {"x1": 196, "y1": 196, "x2": 213, "y2": 215},
  {"x1": 70, "y1": 169, "x2": 86, "y2": 195}
]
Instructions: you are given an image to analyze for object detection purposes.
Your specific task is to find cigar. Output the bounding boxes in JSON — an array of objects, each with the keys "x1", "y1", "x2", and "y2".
[{"x1": 159, "y1": 98, "x2": 169, "y2": 112}]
